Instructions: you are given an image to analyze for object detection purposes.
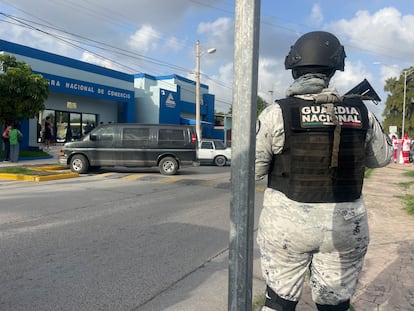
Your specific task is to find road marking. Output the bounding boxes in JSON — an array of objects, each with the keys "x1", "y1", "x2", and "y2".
[
  {"x1": 161, "y1": 176, "x2": 182, "y2": 183},
  {"x1": 97, "y1": 172, "x2": 119, "y2": 178},
  {"x1": 123, "y1": 174, "x2": 149, "y2": 181}
]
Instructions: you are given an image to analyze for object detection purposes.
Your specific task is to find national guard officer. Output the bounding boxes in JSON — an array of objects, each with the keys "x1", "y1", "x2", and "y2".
[{"x1": 255, "y1": 31, "x2": 392, "y2": 311}]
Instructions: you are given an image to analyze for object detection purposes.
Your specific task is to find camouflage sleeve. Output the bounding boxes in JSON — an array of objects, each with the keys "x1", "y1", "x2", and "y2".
[
  {"x1": 365, "y1": 111, "x2": 393, "y2": 168},
  {"x1": 255, "y1": 103, "x2": 285, "y2": 180}
]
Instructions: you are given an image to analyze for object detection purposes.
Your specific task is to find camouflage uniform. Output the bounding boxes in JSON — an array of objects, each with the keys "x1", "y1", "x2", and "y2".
[{"x1": 256, "y1": 85, "x2": 393, "y2": 310}]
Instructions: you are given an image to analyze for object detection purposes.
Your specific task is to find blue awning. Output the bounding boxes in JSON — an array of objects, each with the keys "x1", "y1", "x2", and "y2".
[
  {"x1": 180, "y1": 117, "x2": 213, "y2": 125},
  {"x1": 180, "y1": 117, "x2": 195, "y2": 125}
]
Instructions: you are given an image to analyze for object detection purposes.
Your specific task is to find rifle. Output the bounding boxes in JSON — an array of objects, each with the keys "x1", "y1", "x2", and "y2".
[{"x1": 343, "y1": 78, "x2": 381, "y2": 105}]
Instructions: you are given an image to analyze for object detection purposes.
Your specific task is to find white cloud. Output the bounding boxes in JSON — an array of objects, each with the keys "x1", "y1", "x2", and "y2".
[
  {"x1": 164, "y1": 36, "x2": 185, "y2": 53},
  {"x1": 198, "y1": 17, "x2": 230, "y2": 35},
  {"x1": 0, "y1": 17, "x2": 76, "y2": 57},
  {"x1": 128, "y1": 24, "x2": 161, "y2": 53},
  {"x1": 330, "y1": 7, "x2": 414, "y2": 61},
  {"x1": 331, "y1": 60, "x2": 373, "y2": 94},
  {"x1": 378, "y1": 64, "x2": 401, "y2": 83},
  {"x1": 81, "y1": 51, "x2": 114, "y2": 69},
  {"x1": 307, "y1": 4, "x2": 324, "y2": 27},
  {"x1": 332, "y1": 61, "x2": 386, "y2": 118},
  {"x1": 257, "y1": 57, "x2": 290, "y2": 103},
  {"x1": 197, "y1": 17, "x2": 234, "y2": 61},
  {"x1": 208, "y1": 62, "x2": 233, "y2": 113}
]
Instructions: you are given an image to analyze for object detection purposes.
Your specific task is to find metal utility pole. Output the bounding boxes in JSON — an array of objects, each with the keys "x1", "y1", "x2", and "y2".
[
  {"x1": 195, "y1": 40, "x2": 201, "y2": 141},
  {"x1": 228, "y1": 0, "x2": 261, "y2": 310},
  {"x1": 195, "y1": 40, "x2": 216, "y2": 141},
  {"x1": 402, "y1": 68, "x2": 414, "y2": 136}
]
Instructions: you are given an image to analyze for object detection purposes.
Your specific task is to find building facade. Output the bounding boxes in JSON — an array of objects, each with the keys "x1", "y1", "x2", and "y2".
[
  {"x1": 134, "y1": 73, "x2": 215, "y2": 138},
  {"x1": 0, "y1": 39, "x2": 220, "y2": 150}
]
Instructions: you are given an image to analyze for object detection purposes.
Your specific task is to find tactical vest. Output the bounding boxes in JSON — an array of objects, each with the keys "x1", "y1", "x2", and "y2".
[{"x1": 268, "y1": 97, "x2": 370, "y2": 203}]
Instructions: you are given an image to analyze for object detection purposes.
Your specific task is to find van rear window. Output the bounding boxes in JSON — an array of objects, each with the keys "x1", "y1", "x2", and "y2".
[
  {"x1": 159, "y1": 129, "x2": 185, "y2": 141},
  {"x1": 158, "y1": 129, "x2": 185, "y2": 146}
]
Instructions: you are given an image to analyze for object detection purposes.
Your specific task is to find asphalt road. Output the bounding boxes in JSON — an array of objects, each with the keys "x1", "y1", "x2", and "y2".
[{"x1": 0, "y1": 166, "x2": 265, "y2": 311}]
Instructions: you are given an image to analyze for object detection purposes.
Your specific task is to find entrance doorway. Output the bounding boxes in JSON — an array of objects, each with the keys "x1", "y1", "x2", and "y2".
[{"x1": 40, "y1": 110, "x2": 97, "y2": 143}]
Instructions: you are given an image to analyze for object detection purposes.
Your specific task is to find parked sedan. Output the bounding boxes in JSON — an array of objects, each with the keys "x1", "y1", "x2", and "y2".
[{"x1": 197, "y1": 139, "x2": 231, "y2": 166}]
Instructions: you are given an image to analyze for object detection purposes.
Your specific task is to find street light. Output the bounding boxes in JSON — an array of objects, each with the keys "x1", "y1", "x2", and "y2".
[
  {"x1": 195, "y1": 40, "x2": 216, "y2": 141},
  {"x1": 402, "y1": 67, "x2": 414, "y2": 136}
]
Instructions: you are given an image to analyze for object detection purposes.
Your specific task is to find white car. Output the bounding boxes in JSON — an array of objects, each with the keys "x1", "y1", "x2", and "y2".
[{"x1": 197, "y1": 139, "x2": 231, "y2": 166}]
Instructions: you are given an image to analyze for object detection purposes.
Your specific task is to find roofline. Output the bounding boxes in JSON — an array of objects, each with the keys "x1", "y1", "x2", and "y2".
[{"x1": 0, "y1": 39, "x2": 134, "y2": 82}]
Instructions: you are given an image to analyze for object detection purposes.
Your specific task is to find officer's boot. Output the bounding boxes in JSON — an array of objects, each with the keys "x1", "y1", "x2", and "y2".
[
  {"x1": 262, "y1": 286, "x2": 298, "y2": 311},
  {"x1": 316, "y1": 299, "x2": 351, "y2": 311}
]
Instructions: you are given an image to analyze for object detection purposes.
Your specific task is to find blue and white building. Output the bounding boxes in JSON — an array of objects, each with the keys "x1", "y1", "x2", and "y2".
[
  {"x1": 0, "y1": 39, "x2": 224, "y2": 150},
  {"x1": 134, "y1": 73, "x2": 215, "y2": 137}
]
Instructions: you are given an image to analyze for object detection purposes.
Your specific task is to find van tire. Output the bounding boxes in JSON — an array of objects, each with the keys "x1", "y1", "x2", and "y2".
[
  {"x1": 70, "y1": 154, "x2": 89, "y2": 174},
  {"x1": 159, "y1": 157, "x2": 178, "y2": 175},
  {"x1": 214, "y1": 155, "x2": 226, "y2": 167}
]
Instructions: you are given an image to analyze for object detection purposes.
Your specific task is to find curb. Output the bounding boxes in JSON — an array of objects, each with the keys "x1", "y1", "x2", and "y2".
[{"x1": 0, "y1": 172, "x2": 79, "y2": 182}]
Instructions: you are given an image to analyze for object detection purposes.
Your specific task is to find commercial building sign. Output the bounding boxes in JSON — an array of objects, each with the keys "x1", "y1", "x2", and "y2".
[{"x1": 38, "y1": 72, "x2": 134, "y2": 102}]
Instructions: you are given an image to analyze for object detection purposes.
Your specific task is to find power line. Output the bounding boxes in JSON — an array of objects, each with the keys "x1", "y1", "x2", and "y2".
[
  {"x1": 4, "y1": 1, "x2": 408, "y2": 110},
  {"x1": 0, "y1": 8, "x2": 235, "y2": 108}
]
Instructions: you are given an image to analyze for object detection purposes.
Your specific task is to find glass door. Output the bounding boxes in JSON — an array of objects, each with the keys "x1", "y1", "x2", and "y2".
[
  {"x1": 55, "y1": 111, "x2": 69, "y2": 143},
  {"x1": 43, "y1": 110, "x2": 98, "y2": 142},
  {"x1": 70, "y1": 113, "x2": 82, "y2": 140}
]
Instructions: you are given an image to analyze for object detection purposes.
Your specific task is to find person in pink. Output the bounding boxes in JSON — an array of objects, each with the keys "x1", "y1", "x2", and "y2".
[
  {"x1": 402, "y1": 134, "x2": 411, "y2": 164},
  {"x1": 2, "y1": 124, "x2": 11, "y2": 161},
  {"x1": 392, "y1": 135, "x2": 399, "y2": 163}
]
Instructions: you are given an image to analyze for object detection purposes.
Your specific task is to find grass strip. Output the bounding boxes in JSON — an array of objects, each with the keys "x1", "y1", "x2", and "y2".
[
  {"x1": 398, "y1": 170, "x2": 414, "y2": 216},
  {"x1": 0, "y1": 149, "x2": 50, "y2": 159},
  {"x1": 0, "y1": 167, "x2": 42, "y2": 175},
  {"x1": 402, "y1": 194, "x2": 414, "y2": 216}
]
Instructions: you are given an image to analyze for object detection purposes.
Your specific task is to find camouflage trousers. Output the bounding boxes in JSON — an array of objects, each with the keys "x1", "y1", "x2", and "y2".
[{"x1": 257, "y1": 188, "x2": 369, "y2": 307}]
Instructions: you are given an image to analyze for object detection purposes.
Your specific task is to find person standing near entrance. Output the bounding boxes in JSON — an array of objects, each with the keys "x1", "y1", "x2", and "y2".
[
  {"x1": 2, "y1": 123, "x2": 11, "y2": 161},
  {"x1": 255, "y1": 31, "x2": 392, "y2": 311},
  {"x1": 84, "y1": 122, "x2": 94, "y2": 135},
  {"x1": 9, "y1": 123, "x2": 23, "y2": 163},
  {"x1": 44, "y1": 116, "x2": 53, "y2": 149}
]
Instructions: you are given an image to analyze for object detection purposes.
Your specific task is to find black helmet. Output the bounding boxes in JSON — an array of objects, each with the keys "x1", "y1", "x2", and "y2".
[{"x1": 285, "y1": 31, "x2": 346, "y2": 79}]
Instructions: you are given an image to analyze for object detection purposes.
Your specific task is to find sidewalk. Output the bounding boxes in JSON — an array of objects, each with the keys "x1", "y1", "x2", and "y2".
[
  {"x1": 0, "y1": 145, "x2": 61, "y2": 167},
  {"x1": 294, "y1": 163, "x2": 414, "y2": 310},
  {"x1": 351, "y1": 163, "x2": 414, "y2": 311}
]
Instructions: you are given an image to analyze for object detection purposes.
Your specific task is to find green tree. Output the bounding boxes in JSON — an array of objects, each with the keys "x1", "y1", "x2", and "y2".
[
  {"x1": 0, "y1": 54, "x2": 49, "y2": 125},
  {"x1": 257, "y1": 95, "x2": 268, "y2": 116},
  {"x1": 228, "y1": 95, "x2": 269, "y2": 117},
  {"x1": 382, "y1": 67, "x2": 414, "y2": 137}
]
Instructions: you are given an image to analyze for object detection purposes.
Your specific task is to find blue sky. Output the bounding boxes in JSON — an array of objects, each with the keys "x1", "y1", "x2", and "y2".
[{"x1": 0, "y1": 0, "x2": 413, "y2": 117}]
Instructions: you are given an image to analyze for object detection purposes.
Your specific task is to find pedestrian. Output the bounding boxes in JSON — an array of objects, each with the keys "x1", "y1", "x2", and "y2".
[
  {"x1": 9, "y1": 123, "x2": 23, "y2": 163},
  {"x1": 255, "y1": 31, "x2": 393, "y2": 311},
  {"x1": 84, "y1": 122, "x2": 93, "y2": 135},
  {"x1": 44, "y1": 116, "x2": 53, "y2": 149},
  {"x1": 2, "y1": 123, "x2": 11, "y2": 161},
  {"x1": 392, "y1": 135, "x2": 399, "y2": 163},
  {"x1": 402, "y1": 133, "x2": 411, "y2": 164}
]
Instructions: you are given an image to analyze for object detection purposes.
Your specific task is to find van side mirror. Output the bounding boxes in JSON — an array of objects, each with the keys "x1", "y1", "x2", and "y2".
[{"x1": 90, "y1": 134, "x2": 97, "y2": 141}]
